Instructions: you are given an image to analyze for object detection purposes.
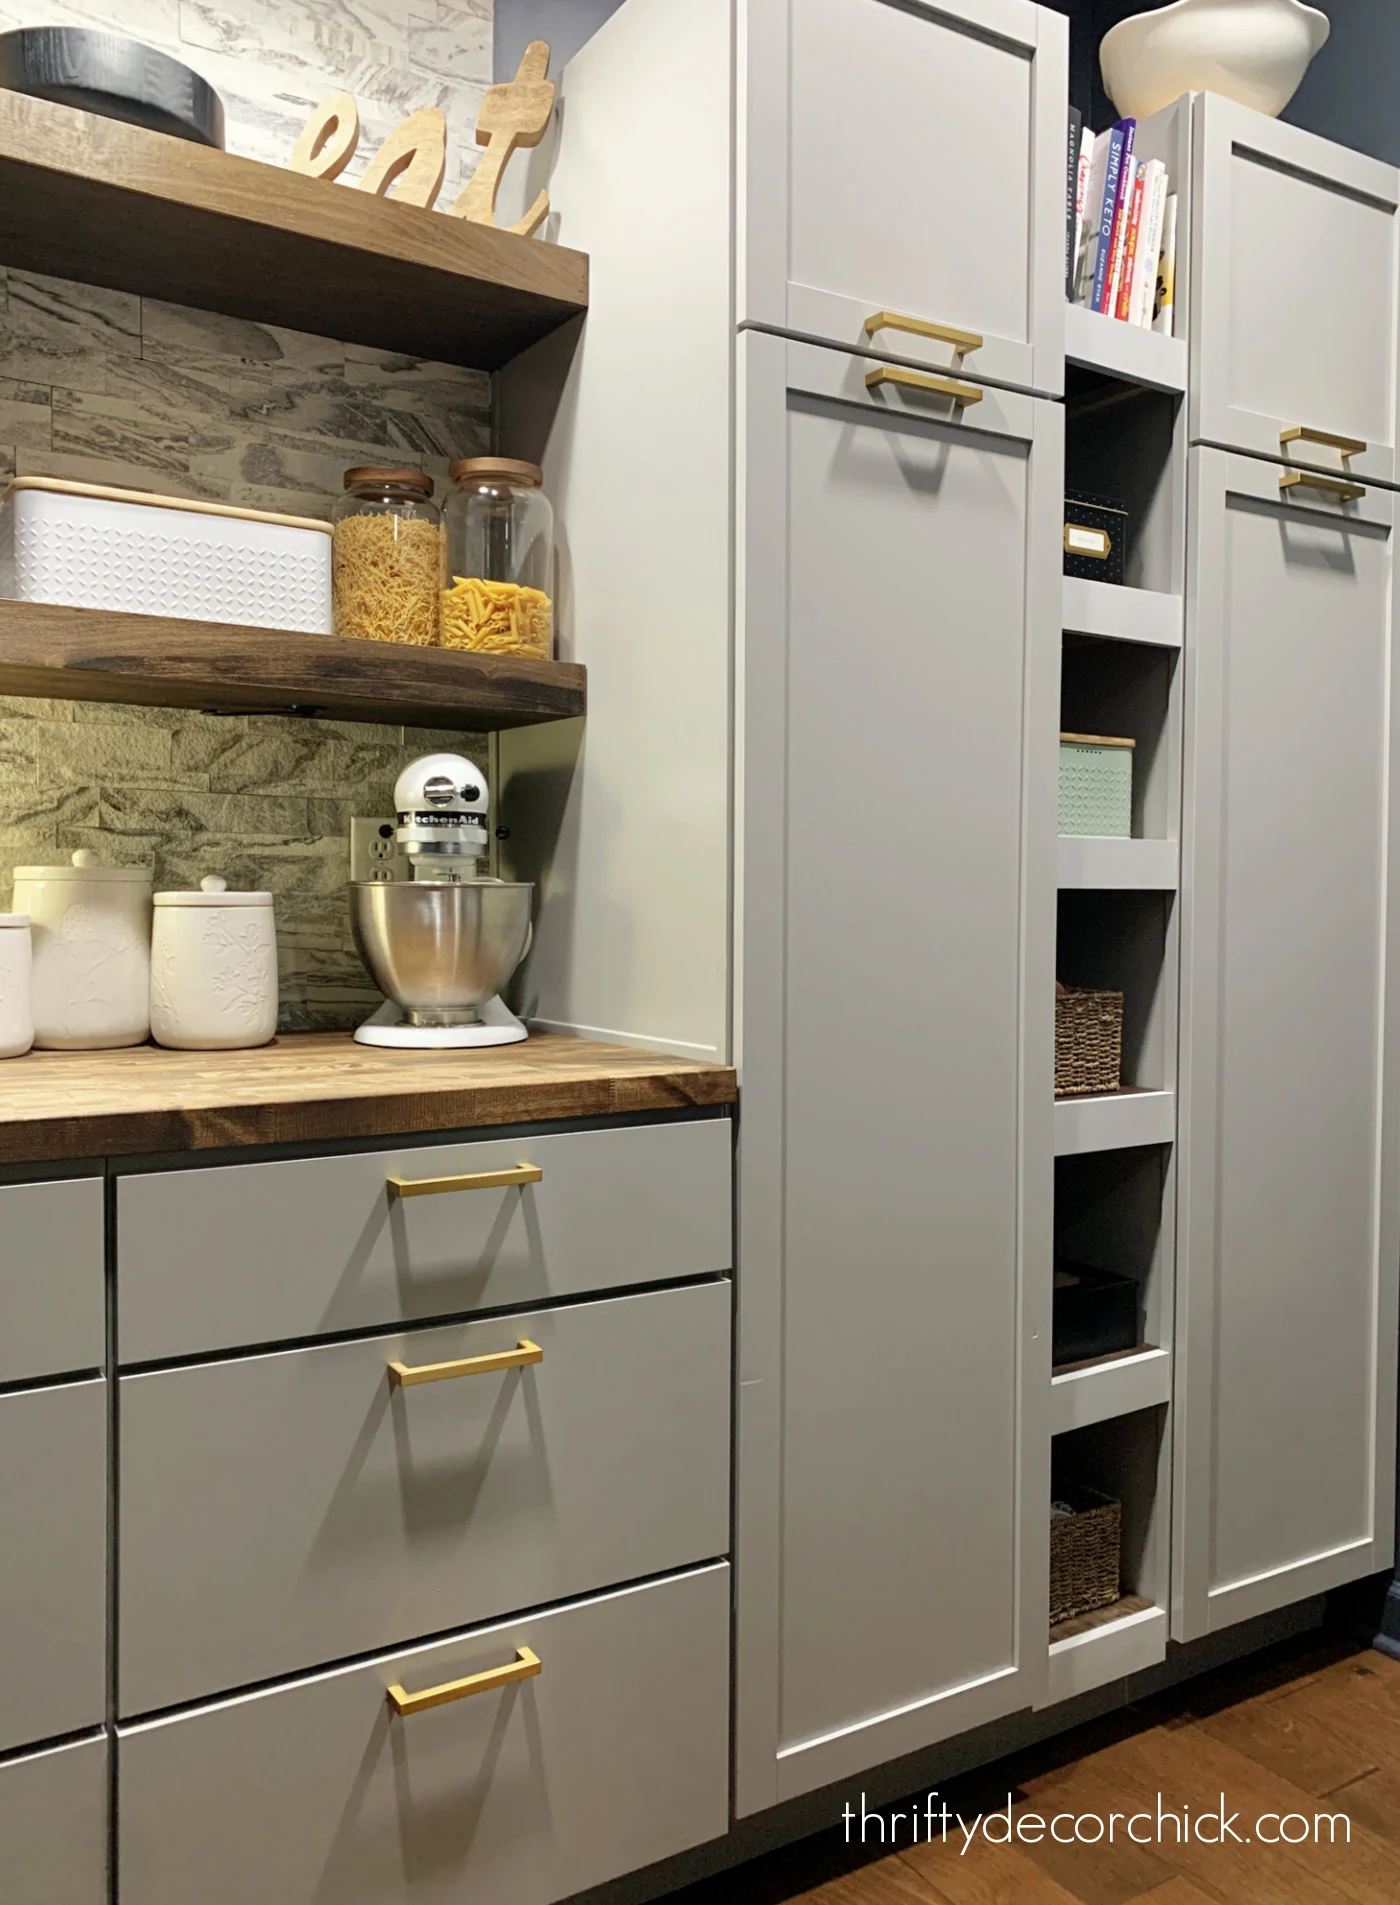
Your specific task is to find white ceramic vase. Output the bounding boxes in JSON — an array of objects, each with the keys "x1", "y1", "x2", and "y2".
[
  {"x1": 1101, "y1": 0, "x2": 1329, "y2": 121},
  {"x1": 0, "y1": 916, "x2": 33, "y2": 1059}
]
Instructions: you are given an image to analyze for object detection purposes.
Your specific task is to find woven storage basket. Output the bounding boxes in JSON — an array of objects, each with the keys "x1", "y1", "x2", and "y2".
[
  {"x1": 1050, "y1": 1481, "x2": 1121, "y2": 1626},
  {"x1": 1055, "y1": 981, "x2": 1123, "y2": 1096}
]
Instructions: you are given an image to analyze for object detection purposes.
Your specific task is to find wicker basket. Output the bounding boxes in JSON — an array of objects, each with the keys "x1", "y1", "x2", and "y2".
[
  {"x1": 1050, "y1": 1481, "x2": 1121, "y2": 1626},
  {"x1": 1055, "y1": 981, "x2": 1123, "y2": 1096}
]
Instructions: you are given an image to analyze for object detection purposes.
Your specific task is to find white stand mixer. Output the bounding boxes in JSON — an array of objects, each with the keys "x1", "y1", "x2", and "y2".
[{"x1": 350, "y1": 752, "x2": 533, "y2": 1051}]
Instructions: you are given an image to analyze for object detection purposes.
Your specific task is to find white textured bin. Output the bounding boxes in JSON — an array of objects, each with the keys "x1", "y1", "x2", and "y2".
[{"x1": 0, "y1": 478, "x2": 333, "y2": 633}]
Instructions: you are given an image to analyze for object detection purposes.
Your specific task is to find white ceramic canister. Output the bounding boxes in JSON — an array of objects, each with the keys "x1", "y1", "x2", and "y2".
[
  {"x1": 150, "y1": 876, "x2": 278, "y2": 1051},
  {"x1": 0, "y1": 916, "x2": 34, "y2": 1058},
  {"x1": 13, "y1": 851, "x2": 153, "y2": 1050}
]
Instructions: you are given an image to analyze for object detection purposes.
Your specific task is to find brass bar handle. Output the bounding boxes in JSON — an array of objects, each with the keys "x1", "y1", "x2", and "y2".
[
  {"x1": 388, "y1": 1163, "x2": 542, "y2": 1198},
  {"x1": 864, "y1": 310, "x2": 982, "y2": 357},
  {"x1": 387, "y1": 1646, "x2": 541, "y2": 1717},
  {"x1": 1279, "y1": 469, "x2": 1366, "y2": 502},
  {"x1": 864, "y1": 364, "x2": 983, "y2": 407},
  {"x1": 388, "y1": 1339, "x2": 543, "y2": 1388},
  {"x1": 1280, "y1": 425, "x2": 1367, "y2": 459}
]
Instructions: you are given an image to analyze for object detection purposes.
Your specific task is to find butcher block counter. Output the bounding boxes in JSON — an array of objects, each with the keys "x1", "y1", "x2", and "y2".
[{"x1": 0, "y1": 1030, "x2": 737, "y2": 1165}]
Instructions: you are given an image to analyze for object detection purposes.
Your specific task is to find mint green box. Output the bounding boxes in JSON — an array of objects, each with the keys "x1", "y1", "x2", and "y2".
[{"x1": 1059, "y1": 733, "x2": 1134, "y2": 837}]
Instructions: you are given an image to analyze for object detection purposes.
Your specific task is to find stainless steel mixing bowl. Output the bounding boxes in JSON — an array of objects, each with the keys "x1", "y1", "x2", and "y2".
[{"x1": 350, "y1": 880, "x2": 533, "y2": 1028}]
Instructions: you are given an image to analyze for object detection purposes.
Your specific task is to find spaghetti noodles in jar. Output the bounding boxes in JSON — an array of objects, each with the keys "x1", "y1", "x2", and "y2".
[
  {"x1": 331, "y1": 467, "x2": 441, "y2": 646},
  {"x1": 441, "y1": 457, "x2": 553, "y2": 658}
]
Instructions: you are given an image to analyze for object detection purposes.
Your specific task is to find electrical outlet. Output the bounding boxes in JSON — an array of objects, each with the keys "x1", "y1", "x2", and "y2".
[{"x1": 349, "y1": 817, "x2": 410, "y2": 885}]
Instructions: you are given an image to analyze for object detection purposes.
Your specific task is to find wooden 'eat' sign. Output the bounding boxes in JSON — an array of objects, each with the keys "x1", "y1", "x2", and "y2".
[{"x1": 288, "y1": 43, "x2": 554, "y2": 236}]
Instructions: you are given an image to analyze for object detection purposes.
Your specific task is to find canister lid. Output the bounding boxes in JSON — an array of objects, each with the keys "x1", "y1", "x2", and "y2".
[
  {"x1": 12, "y1": 850, "x2": 152, "y2": 884},
  {"x1": 448, "y1": 456, "x2": 543, "y2": 489},
  {"x1": 154, "y1": 874, "x2": 272, "y2": 907},
  {"x1": 0, "y1": 914, "x2": 28, "y2": 927}
]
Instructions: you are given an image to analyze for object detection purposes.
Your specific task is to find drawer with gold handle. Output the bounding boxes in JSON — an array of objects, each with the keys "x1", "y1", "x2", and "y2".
[
  {"x1": 387, "y1": 1645, "x2": 541, "y2": 1716},
  {"x1": 863, "y1": 309, "x2": 982, "y2": 358},
  {"x1": 120, "y1": 1281, "x2": 730, "y2": 1714},
  {"x1": 1279, "y1": 425, "x2": 1367, "y2": 461},
  {"x1": 120, "y1": 1118, "x2": 733, "y2": 1360},
  {"x1": 864, "y1": 363, "x2": 983, "y2": 407},
  {"x1": 1279, "y1": 469, "x2": 1367, "y2": 502},
  {"x1": 120, "y1": 1564, "x2": 730, "y2": 1905}
]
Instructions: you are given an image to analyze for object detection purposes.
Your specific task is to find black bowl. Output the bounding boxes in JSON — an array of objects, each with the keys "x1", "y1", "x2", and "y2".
[{"x1": 0, "y1": 27, "x2": 225, "y2": 147}]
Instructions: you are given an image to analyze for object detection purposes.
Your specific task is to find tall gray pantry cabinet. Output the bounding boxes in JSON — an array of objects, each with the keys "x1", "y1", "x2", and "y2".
[{"x1": 500, "y1": 0, "x2": 1400, "y2": 1846}]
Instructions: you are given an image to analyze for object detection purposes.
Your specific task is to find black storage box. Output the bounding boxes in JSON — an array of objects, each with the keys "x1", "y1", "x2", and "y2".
[
  {"x1": 1052, "y1": 1257, "x2": 1139, "y2": 1367},
  {"x1": 1063, "y1": 489, "x2": 1128, "y2": 584}
]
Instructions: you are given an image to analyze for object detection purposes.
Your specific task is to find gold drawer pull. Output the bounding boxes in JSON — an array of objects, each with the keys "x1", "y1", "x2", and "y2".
[
  {"x1": 387, "y1": 1646, "x2": 541, "y2": 1717},
  {"x1": 389, "y1": 1339, "x2": 542, "y2": 1387},
  {"x1": 1279, "y1": 469, "x2": 1366, "y2": 501},
  {"x1": 864, "y1": 364, "x2": 983, "y2": 407},
  {"x1": 387, "y1": 1163, "x2": 542, "y2": 1198},
  {"x1": 1280, "y1": 425, "x2": 1366, "y2": 459},
  {"x1": 864, "y1": 310, "x2": 982, "y2": 356}
]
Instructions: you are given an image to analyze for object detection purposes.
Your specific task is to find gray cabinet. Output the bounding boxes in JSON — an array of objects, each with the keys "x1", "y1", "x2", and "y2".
[
  {"x1": 120, "y1": 1564, "x2": 730, "y2": 1905},
  {"x1": 1175, "y1": 448, "x2": 1400, "y2": 1638},
  {"x1": 120, "y1": 1283, "x2": 731, "y2": 1712},
  {"x1": 1190, "y1": 97, "x2": 1400, "y2": 486},
  {"x1": 119, "y1": 1119, "x2": 732, "y2": 1361},
  {"x1": 735, "y1": 332, "x2": 1059, "y2": 1807},
  {"x1": 743, "y1": 0, "x2": 1067, "y2": 395},
  {"x1": 0, "y1": 1178, "x2": 104, "y2": 1384},
  {"x1": 0, "y1": 1734, "x2": 107, "y2": 1904},
  {"x1": 0, "y1": 1380, "x2": 106, "y2": 1751}
]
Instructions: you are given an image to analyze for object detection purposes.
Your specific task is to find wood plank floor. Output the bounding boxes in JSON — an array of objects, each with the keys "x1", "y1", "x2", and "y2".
[{"x1": 675, "y1": 1635, "x2": 1400, "y2": 1903}]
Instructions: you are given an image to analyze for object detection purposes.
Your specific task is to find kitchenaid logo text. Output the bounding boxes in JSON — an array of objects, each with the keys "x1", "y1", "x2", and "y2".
[{"x1": 842, "y1": 1792, "x2": 1351, "y2": 1851}]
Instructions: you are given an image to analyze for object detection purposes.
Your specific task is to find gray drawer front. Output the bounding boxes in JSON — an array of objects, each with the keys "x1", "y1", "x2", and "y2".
[
  {"x1": 0, "y1": 1382, "x2": 106, "y2": 1751},
  {"x1": 121, "y1": 1563, "x2": 730, "y2": 1905},
  {"x1": 0, "y1": 1179, "x2": 104, "y2": 1384},
  {"x1": 119, "y1": 1119, "x2": 732, "y2": 1362},
  {"x1": 121, "y1": 1283, "x2": 731, "y2": 1714},
  {"x1": 0, "y1": 1735, "x2": 108, "y2": 1905}
]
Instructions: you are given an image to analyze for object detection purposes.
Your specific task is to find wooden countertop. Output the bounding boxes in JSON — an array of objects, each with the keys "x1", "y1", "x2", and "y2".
[{"x1": 0, "y1": 1033, "x2": 737, "y2": 1167}]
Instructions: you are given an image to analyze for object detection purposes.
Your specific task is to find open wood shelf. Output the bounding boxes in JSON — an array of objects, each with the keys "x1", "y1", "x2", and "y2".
[
  {"x1": 0, "y1": 600, "x2": 586, "y2": 731},
  {"x1": 1058, "y1": 836, "x2": 1179, "y2": 891},
  {"x1": 0, "y1": 92, "x2": 588, "y2": 370},
  {"x1": 1054, "y1": 1088, "x2": 1175, "y2": 1158},
  {"x1": 1051, "y1": 1345, "x2": 1172, "y2": 1435},
  {"x1": 1065, "y1": 303, "x2": 1187, "y2": 396}
]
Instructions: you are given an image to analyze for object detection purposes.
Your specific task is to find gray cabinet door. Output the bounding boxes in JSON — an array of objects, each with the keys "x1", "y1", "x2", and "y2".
[
  {"x1": 0, "y1": 1178, "x2": 104, "y2": 1384},
  {"x1": 119, "y1": 1118, "x2": 732, "y2": 1361},
  {"x1": 734, "y1": 333, "x2": 1059, "y2": 1809},
  {"x1": 120, "y1": 1564, "x2": 729, "y2": 1905},
  {"x1": 120, "y1": 1283, "x2": 730, "y2": 1713},
  {"x1": 1190, "y1": 97, "x2": 1400, "y2": 486},
  {"x1": 743, "y1": 0, "x2": 1067, "y2": 396},
  {"x1": 1176, "y1": 449, "x2": 1400, "y2": 1640},
  {"x1": 0, "y1": 1381, "x2": 106, "y2": 1751},
  {"x1": 0, "y1": 1734, "x2": 107, "y2": 1904}
]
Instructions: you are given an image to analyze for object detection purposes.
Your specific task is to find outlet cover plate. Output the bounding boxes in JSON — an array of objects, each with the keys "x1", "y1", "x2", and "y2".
[{"x1": 350, "y1": 817, "x2": 411, "y2": 885}]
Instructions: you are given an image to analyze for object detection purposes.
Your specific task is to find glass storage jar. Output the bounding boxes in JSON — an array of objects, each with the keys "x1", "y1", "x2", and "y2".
[
  {"x1": 331, "y1": 467, "x2": 441, "y2": 646},
  {"x1": 441, "y1": 457, "x2": 554, "y2": 657}
]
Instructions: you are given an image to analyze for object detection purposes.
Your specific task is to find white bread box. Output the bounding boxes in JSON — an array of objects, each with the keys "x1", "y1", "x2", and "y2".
[{"x1": 0, "y1": 479, "x2": 333, "y2": 633}]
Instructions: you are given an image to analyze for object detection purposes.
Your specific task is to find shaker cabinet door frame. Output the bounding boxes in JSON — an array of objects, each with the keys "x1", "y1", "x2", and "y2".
[
  {"x1": 734, "y1": 331, "x2": 1059, "y2": 1813},
  {"x1": 740, "y1": 0, "x2": 1068, "y2": 397},
  {"x1": 1175, "y1": 448, "x2": 1400, "y2": 1641},
  {"x1": 1190, "y1": 96, "x2": 1400, "y2": 487}
]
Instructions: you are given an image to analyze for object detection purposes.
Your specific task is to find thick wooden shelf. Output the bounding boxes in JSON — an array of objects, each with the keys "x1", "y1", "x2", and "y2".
[
  {"x1": 1058, "y1": 836, "x2": 1179, "y2": 891},
  {"x1": 0, "y1": 92, "x2": 588, "y2": 370},
  {"x1": 0, "y1": 600, "x2": 586, "y2": 731},
  {"x1": 1051, "y1": 1345, "x2": 1172, "y2": 1434}
]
